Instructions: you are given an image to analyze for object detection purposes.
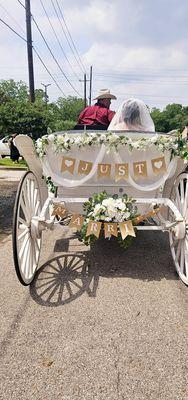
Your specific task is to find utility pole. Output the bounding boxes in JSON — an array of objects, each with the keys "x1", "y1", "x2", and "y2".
[
  {"x1": 25, "y1": 0, "x2": 35, "y2": 102},
  {"x1": 79, "y1": 73, "x2": 89, "y2": 108},
  {"x1": 89, "y1": 66, "x2": 93, "y2": 106},
  {"x1": 41, "y1": 83, "x2": 51, "y2": 105}
]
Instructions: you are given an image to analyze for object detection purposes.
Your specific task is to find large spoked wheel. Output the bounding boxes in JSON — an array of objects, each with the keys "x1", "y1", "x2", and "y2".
[
  {"x1": 13, "y1": 171, "x2": 42, "y2": 285},
  {"x1": 169, "y1": 172, "x2": 188, "y2": 285}
]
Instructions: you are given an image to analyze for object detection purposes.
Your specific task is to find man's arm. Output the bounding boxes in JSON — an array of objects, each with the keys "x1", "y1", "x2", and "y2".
[
  {"x1": 108, "y1": 110, "x2": 115, "y2": 122},
  {"x1": 78, "y1": 108, "x2": 86, "y2": 124}
]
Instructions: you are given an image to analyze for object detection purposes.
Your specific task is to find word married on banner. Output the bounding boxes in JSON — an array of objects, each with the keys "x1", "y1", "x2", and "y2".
[
  {"x1": 61, "y1": 156, "x2": 167, "y2": 181},
  {"x1": 52, "y1": 205, "x2": 161, "y2": 240}
]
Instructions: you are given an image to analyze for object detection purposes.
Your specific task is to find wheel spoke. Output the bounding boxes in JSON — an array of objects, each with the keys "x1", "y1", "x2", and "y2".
[
  {"x1": 22, "y1": 184, "x2": 30, "y2": 211},
  {"x1": 18, "y1": 228, "x2": 29, "y2": 241},
  {"x1": 18, "y1": 231, "x2": 30, "y2": 261},
  {"x1": 175, "y1": 187, "x2": 182, "y2": 213},
  {"x1": 26, "y1": 178, "x2": 31, "y2": 209},
  {"x1": 20, "y1": 197, "x2": 30, "y2": 221},
  {"x1": 18, "y1": 217, "x2": 29, "y2": 227},
  {"x1": 33, "y1": 188, "x2": 38, "y2": 209},
  {"x1": 180, "y1": 180, "x2": 185, "y2": 206},
  {"x1": 183, "y1": 180, "x2": 188, "y2": 218},
  {"x1": 35, "y1": 200, "x2": 40, "y2": 215},
  {"x1": 24, "y1": 239, "x2": 31, "y2": 279}
]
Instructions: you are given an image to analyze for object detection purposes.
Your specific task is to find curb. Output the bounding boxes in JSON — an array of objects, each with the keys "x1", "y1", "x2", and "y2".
[{"x1": 0, "y1": 166, "x2": 27, "y2": 171}]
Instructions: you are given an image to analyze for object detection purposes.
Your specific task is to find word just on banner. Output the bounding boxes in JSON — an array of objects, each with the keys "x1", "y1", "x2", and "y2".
[{"x1": 60, "y1": 155, "x2": 167, "y2": 180}]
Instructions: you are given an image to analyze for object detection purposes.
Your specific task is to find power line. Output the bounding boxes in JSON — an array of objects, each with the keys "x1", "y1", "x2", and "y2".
[
  {"x1": 54, "y1": 0, "x2": 86, "y2": 74},
  {"x1": 32, "y1": 14, "x2": 82, "y2": 96},
  {"x1": 39, "y1": 0, "x2": 80, "y2": 81},
  {"x1": 17, "y1": 0, "x2": 25, "y2": 8},
  {"x1": 0, "y1": 2, "x2": 25, "y2": 34},
  {"x1": 0, "y1": 17, "x2": 27, "y2": 42},
  {"x1": 51, "y1": 0, "x2": 86, "y2": 75},
  {"x1": 33, "y1": 47, "x2": 66, "y2": 96},
  {"x1": 0, "y1": 16, "x2": 66, "y2": 97}
]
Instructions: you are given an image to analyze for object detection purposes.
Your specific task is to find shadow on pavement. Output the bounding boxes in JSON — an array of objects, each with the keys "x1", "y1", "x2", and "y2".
[
  {"x1": 30, "y1": 231, "x2": 178, "y2": 307},
  {"x1": 0, "y1": 181, "x2": 17, "y2": 242}
]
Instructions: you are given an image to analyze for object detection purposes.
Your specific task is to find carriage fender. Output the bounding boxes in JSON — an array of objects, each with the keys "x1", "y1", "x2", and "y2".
[{"x1": 14, "y1": 135, "x2": 48, "y2": 204}]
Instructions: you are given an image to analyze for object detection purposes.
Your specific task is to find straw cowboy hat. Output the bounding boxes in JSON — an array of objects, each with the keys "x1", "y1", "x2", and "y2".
[{"x1": 93, "y1": 89, "x2": 117, "y2": 100}]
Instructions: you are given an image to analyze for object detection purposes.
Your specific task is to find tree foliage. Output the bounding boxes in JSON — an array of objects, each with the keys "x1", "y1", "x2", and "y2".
[
  {"x1": 0, "y1": 80, "x2": 85, "y2": 139},
  {"x1": 0, "y1": 79, "x2": 188, "y2": 139},
  {"x1": 151, "y1": 103, "x2": 188, "y2": 132}
]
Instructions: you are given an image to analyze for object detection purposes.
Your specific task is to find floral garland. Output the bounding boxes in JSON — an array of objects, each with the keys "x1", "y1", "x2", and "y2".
[
  {"x1": 36, "y1": 131, "x2": 188, "y2": 161},
  {"x1": 78, "y1": 191, "x2": 138, "y2": 248}
]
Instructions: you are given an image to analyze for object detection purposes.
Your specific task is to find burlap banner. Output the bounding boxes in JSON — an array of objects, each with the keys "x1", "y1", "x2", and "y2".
[
  {"x1": 52, "y1": 204, "x2": 161, "y2": 241},
  {"x1": 60, "y1": 156, "x2": 167, "y2": 180}
]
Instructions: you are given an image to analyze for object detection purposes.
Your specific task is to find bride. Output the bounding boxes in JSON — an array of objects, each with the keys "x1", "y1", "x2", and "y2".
[{"x1": 108, "y1": 98, "x2": 155, "y2": 132}]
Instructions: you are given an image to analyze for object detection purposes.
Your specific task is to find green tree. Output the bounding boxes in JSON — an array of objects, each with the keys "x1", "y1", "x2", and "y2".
[
  {"x1": 0, "y1": 79, "x2": 28, "y2": 104},
  {"x1": 56, "y1": 96, "x2": 84, "y2": 121}
]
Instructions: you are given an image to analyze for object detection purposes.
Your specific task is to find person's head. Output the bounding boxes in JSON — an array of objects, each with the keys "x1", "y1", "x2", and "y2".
[
  {"x1": 93, "y1": 89, "x2": 116, "y2": 109},
  {"x1": 97, "y1": 98, "x2": 111, "y2": 109},
  {"x1": 122, "y1": 99, "x2": 141, "y2": 128}
]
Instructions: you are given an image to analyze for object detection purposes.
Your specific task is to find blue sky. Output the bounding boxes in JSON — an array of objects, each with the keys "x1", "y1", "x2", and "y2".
[{"x1": 0, "y1": 0, "x2": 188, "y2": 110}]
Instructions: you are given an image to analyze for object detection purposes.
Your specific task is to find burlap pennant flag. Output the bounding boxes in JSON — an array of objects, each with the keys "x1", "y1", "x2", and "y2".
[
  {"x1": 133, "y1": 161, "x2": 147, "y2": 178},
  {"x1": 51, "y1": 204, "x2": 67, "y2": 218},
  {"x1": 78, "y1": 160, "x2": 93, "y2": 175},
  {"x1": 61, "y1": 156, "x2": 76, "y2": 174},
  {"x1": 69, "y1": 214, "x2": 84, "y2": 230},
  {"x1": 104, "y1": 222, "x2": 118, "y2": 238},
  {"x1": 86, "y1": 220, "x2": 102, "y2": 238},
  {"x1": 98, "y1": 163, "x2": 111, "y2": 179},
  {"x1": 119, "y1": 220, "x2": 136, "y2": 240},
  {"x1": 151, "y1": 157, "x2": 167, "y2": 174},
  {"x1": 115, "y1": 163, "x2": 129, "y2": 182},
  {"x1": 134, "y1": 207, "x2": 161, "y2": 223}
]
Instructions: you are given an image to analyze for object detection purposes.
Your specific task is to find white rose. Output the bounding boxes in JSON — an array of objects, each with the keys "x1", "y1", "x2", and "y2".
[
  {"x1": 100, "y1": 134, "x2": 107, "y2": 141},
  {"x1": 115, "y1": 199, "x2": 126, "y2": 211},
  {"x1": 102, "y1": 198, "x2": 115, "y2": 208},
  {"x1": 48, "y1": 134, "x2": 55, "y2": 141},
  {"x1": 124, "y1": 211, "x2": 130, "y2": 219},
  {"x1": 36, "y1": 139, "x2": 42, "y2": 149}
]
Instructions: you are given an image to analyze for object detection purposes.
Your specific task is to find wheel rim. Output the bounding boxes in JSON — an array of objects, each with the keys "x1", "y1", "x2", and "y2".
[
  {"x1": 169, "y1": 173, "x2": 188, "y2": 285},
  {"x1": 13, "y1": 171, "x2": 42, "y2": 285}
]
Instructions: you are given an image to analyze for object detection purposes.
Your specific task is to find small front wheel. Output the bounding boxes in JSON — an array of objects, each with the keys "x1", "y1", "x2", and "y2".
[{"x1": 13, "y1": 171, "x2": 42, "y2": 285}]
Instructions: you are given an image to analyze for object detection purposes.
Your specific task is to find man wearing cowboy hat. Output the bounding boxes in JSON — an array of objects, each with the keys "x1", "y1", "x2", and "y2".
[{"x1": 77, "y1": 89, "x2": 117, "y2": 129}]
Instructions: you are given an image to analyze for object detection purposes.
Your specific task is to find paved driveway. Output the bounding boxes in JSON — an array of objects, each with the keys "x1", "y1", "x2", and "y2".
[{"x1": 0, "y1": 170, "x2": 188, "y2": 399}]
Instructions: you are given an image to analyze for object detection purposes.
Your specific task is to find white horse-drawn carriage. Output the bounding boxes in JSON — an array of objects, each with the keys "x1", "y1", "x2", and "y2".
[{"x1": 13, "y1": 130, "x2": 188, "y2": 286}]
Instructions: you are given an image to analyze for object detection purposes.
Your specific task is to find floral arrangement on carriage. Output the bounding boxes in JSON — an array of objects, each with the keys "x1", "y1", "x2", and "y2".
[{"x1": 78, "y1": 191, "x2": 139, "y2": 248}]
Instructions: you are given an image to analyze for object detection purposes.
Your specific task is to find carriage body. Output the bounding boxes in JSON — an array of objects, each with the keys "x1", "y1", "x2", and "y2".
[{"x1": 13, "y1": 131, "x2": 188, "y2": 286}]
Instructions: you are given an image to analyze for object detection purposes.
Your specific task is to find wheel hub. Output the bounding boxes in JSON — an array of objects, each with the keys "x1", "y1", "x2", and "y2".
[
  {"x1": 30, "y1": 217, "x2": 41, "y2": 239},
  {"x1": 172, "y1": 221, "x2": 186, "y2": 239}
]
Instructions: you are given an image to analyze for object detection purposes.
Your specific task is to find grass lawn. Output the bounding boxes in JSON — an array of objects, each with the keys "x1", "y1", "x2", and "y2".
[{"x1": 0, "y1": 157, "x2": 27, "y2": 168}]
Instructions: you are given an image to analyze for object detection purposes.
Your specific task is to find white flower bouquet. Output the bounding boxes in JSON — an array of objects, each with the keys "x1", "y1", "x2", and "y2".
[{"x1": 79, "y1": 191, "x2": 138, "y2": 248}]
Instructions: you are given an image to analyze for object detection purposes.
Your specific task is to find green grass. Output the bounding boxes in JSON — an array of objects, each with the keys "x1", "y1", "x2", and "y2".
[{"x1": 0, "y1": 157, "x2": 27, "y2": 168}]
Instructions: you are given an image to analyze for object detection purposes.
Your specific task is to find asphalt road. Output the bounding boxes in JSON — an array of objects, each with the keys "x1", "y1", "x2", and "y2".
[{"x1": 0, "y1": 170, "x2": 188, "y2": 400}]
